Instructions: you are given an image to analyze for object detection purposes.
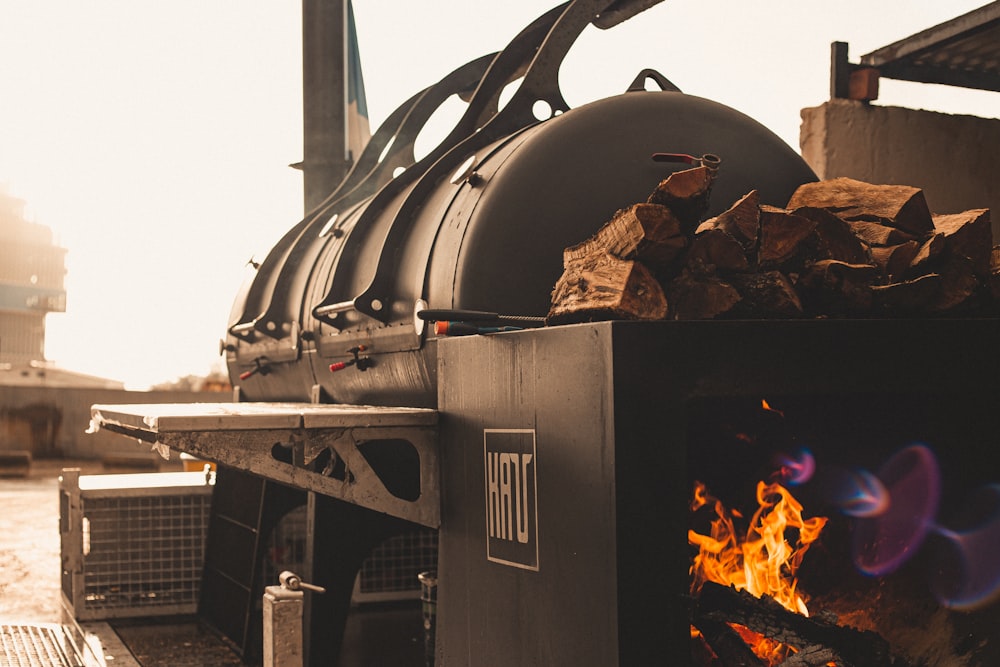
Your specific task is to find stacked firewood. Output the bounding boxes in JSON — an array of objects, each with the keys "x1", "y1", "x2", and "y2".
[{"x1": 547, "y1": 167, "x2": 999, "y2": 324}]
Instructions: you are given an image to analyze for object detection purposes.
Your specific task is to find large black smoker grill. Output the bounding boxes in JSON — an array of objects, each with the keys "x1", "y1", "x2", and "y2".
[{"x1": 90, "y1": 1, "x2": 1000, "y2": 665}]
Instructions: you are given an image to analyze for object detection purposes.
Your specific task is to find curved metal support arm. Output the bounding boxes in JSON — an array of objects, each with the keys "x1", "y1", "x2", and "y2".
[
  {"x1": 237, "y1": 56, "x2": 498, "y2": 340},
  {"x1": 350, "y1": 0, "x2": 664, "y2": 321},
  {"x1": 314, "y1": 5, "x2": 570, "y2": 322}
]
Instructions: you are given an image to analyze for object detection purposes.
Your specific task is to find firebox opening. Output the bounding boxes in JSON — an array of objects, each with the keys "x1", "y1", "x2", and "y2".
[{"x1": 685, "y1": 391, "x2": 1000, "y2": 666}]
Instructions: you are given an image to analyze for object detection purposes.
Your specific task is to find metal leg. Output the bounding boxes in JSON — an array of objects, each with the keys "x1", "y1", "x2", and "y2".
[{"x1": 303, "y1": 493, "x2": 414, "y2": 666}]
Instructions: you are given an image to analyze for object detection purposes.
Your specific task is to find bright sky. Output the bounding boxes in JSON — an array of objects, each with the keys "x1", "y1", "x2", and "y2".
[{"x1": 1, "y1": 1, "x2": 998, "y2": 389}]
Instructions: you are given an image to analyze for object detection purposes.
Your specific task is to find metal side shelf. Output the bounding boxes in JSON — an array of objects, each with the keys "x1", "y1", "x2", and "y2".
[{"x1": 89, "y1": 402, "x2": 440, "y2": 528}]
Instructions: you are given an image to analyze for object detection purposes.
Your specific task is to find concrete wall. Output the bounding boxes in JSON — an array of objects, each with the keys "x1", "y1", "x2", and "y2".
[
  {"x1": 800, "y1": 98, "x2": 1000, "y2": 240},
  {"x1": 0, "y1": 386, "x2": 230, "y2": 462}
]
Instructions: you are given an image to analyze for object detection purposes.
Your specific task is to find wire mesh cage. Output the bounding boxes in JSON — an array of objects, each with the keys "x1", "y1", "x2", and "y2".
[
  {"x1": 256, "y1": 506, "x2": 438, "y2": 604},
  {"x1": 59, "y1": 468, "x2": 214, "y2": 620},
  {"x1": 353, "y1": 528, "x2": 438, "y2": 603}
]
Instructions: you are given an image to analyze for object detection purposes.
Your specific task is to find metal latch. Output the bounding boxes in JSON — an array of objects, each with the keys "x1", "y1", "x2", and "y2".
[{"x1": 278, "y1": 570, "x2": 326, "y2": 594}]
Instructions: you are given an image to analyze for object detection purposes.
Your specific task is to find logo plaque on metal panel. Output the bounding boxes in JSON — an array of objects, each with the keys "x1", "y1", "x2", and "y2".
[{"x1": 483, "y1": 429, "x2": 539, "y2": 570}]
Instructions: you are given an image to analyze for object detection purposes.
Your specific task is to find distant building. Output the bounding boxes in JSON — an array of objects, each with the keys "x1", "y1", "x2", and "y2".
[
  {"x1": 0, "y1": 185, "x2": 67, "y2": 365},
  {"x1": 0, "y1": 186, "x2": 120, "y2": 389}
]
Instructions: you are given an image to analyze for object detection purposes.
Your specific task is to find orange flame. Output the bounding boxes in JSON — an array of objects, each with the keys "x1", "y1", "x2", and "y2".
[
  {"x1": 761, "y1": 398, "x2": 784, "y2": 417},
  {"x1": 690, "y1": 480, "x2": 828, "y2": 662}
]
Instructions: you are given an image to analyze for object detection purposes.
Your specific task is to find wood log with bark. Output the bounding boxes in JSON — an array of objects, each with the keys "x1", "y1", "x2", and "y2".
[
  {"x1": 933, "y1": 208, "x2": 992, "y2": 276},
  {"x1": 666, "y1": 269, "x2": 742, "y2": 320},
  {"x1": 563, "y1": 203, "x2": 687, "y2": 268},
  {"x1": 697, "y1": 190, "x2": 760, "y2": 251},
  {"x1": 547, "y1": 252, "x2": 667, "y2": 325},
  {"x1": 647, "y1": 165, "x2": 717, "y2": 232},
  {"x1": 758, "y1": 206, "x2": 818, "y2": 272},
  {"x1": 548, "y1": 170, "x2": 996, "y2": 323},
  {"x1": 785, "y1": 177, "x2": 935, "y2": 237}
]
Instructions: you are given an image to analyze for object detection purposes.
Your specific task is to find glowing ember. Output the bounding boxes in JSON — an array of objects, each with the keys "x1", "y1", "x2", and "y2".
[
  {"x1": 690, "y1": 480, "x2": 828, "y2": 662},
  {"x1": 761, "y1": 398, "x2": 784, "y2": 417}
]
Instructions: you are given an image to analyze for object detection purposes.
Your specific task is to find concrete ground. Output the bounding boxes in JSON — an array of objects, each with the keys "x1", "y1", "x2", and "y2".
[
  {"x1": 0, "y1": 458, "x2": 240, "y2": 666},
  {"x1": 0, "y1": 458, "x2": 108, "y2": 624},
  {"x1": 0, "y1": 458, "x2": 425, "y2": 666}
]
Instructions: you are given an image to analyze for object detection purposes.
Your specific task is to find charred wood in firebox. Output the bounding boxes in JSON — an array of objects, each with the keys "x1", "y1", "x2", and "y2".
[
  {"x1": 546, "y1": 252, "x2": 667, "y2": 325},
  {"x1": 646, "y1": 165, "x2": 716, "y2": 230},
  {"x1": 563, "y1": 202, "x2": 687, "y2": 269},
  {"x1": 786, "y1": 177, "x2": 935, "y2": 237},
  {"x1": 693, "y1": 617, "x2": 767, "y2": 667},
  {"x1": 776, "y1": 645, "x2": 840, "y2": 667},
  {"x1": 694, "y1": 582, "x2": 909, "y2": 667}
]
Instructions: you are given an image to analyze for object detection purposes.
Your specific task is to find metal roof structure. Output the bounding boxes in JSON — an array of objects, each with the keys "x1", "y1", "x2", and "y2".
[{"x1": 833, "y1": 1, "x2": 1000, "y2": 99}]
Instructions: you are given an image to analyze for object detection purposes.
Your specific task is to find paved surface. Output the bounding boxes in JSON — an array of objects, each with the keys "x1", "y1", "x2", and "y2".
[
  {"x1": 0, "y1": 458, "x2": 425, "y2": 666},
  {"x1": 0, "y1": 460, "x2": 110, "y2": 624}
]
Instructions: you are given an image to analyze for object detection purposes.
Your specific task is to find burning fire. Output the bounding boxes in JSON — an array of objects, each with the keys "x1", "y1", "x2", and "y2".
[{"x1": 689, "y1": 480, "x2": 828, "y2": 662}]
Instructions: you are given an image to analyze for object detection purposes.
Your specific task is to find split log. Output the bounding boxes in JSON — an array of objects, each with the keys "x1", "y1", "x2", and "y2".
[
  {"x1": 697, "y1": 190, "x2": 760, "y2": 251},
  {"x1": 646, "y1": 165, "x2": 716, "y2": 230},
  {"x1": 694, "y1": 582, "x2": 905, "y2": 667},
  {"x1": 907, "y1": 233, "x2": 946, "y2": 276},
  {"x1": 551, "y1": 175, "x2": 995, "y2": 322},
  {"x1": 933, "y1": 208, "x2": 992, "y2": 277},
  {"x1": 796, "y1": 260, "x2": 877, "y2": 316},
  {"x1": 792, "y1": 206, "x2": 869, "y2": 265},
  {"x1": 729, "y1": 271, "x2": 803, "y2": 318},
  {"x1": 666, "y1": 270, "x2": 742, "y2": 320},
  {"x1": 758, "y1": 206, "x2": 817, "y2": 270},
  {"x1": 547, "y1": 253, "x2": 667, "y2": 325},
  {"x1": 687, "y1": 228, "x2": 751, "y2": 273},
  {"x1": 934, "y1": 255, "x2": 980, "y2": 312},
  {"x1": 870, "y1": 241, "x2": 920, "y2": 283},
  {"x1": 786, "y1": 177, "x2": 934, "y2": 237},
  {"x1": 871, "y1": 274, "x2": 942, "y2": 314},
  {"x1": 847, "y1": 221, "x2": 917, "y2": 247},
  {"x1": 563, "y1": 203, "x2": 686, "y2": 269}
]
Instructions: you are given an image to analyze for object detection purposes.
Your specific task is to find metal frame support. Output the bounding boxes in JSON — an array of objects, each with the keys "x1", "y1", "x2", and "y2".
[{"x1": 89, "y1": 402, "x2": 441, "y2": 527}]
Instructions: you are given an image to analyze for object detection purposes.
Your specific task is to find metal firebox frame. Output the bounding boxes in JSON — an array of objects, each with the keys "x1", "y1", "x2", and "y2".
[{"x1": 89, "y1": 402, "x2": 440, "y2": 528}]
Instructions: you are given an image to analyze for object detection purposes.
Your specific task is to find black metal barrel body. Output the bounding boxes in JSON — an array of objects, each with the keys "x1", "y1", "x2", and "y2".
[{"x1": 226, "y1": 89, "x2": 816, "y2": 407}]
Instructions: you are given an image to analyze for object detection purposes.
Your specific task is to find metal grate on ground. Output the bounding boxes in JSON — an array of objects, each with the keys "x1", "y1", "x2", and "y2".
[{"x1": 0, "y1": 624, "x2": 81, "y2": 667}]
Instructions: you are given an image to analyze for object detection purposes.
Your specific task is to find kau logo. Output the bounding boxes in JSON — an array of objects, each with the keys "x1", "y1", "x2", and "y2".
[{"x1": 484, "y1": 429, "x2": 539, "y2": 570}]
